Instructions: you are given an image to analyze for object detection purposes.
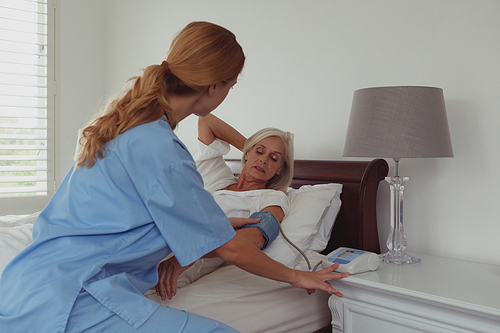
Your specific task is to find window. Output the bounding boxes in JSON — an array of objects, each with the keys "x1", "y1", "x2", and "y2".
[{"x1": 0, "y1": 0, "x2": 55, "y2": 214}]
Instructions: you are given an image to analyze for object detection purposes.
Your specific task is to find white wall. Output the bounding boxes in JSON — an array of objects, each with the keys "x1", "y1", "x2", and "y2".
[
  {"x1": 57, "y1": 0, "x2": 106, "y2": 180},
  {"x1": 58, "y1": 0, "x2": 500, "y2": 266}
]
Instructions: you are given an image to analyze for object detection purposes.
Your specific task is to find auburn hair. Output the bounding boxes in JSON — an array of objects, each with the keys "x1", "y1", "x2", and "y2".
[{"x1": 75, "y1": 22, "x2": 245, "y2": 168}]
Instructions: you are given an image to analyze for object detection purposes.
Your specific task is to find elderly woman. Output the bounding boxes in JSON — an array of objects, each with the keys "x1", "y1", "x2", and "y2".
[
  {"x1": 155, "y1": 114, "x2": 296, "y2": 300},
  {"x1": 197, "y1": 114, "x2": 294, "y2": 247}
]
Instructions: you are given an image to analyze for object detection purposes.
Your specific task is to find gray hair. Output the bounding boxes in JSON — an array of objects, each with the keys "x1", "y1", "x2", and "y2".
[{"x1": 241, "y1": 128, "x2": 294, "y2": 192}]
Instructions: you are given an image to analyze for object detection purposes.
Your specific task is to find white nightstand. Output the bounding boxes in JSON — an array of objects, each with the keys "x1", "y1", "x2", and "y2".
[{"x1": 327, "y1": 253, "x2": 500, "y2": 333}]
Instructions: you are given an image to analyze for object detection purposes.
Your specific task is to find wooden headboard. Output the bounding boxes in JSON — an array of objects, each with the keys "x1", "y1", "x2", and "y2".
[{"x1": 224, "y1": 158, "x2": 389, "y2": 255}]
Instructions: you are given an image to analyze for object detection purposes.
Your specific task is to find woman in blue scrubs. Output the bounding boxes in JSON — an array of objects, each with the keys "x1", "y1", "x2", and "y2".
[{"x1": 0, "y1": 21, "x2": 348, "y2": 333}]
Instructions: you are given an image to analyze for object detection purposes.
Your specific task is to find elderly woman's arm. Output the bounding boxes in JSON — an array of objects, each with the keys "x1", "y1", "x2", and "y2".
[
  {"x1": 236, "y1": 206, "x2": 284, "y2": 249},
  {"x1": 198, "y1": 114, "x2": 246, "y2": 150},
  {"x1": 156, "y1": 233, "x2": 349, "y2": 301}
]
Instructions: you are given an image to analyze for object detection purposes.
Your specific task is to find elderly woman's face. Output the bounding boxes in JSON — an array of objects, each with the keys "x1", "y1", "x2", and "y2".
[{"x1": 244, "y1": 136, "x2": 286, "y2": 182}]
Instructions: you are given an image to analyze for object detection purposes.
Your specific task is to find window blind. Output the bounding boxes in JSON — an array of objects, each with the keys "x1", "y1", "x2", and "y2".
[{"x1": 0, "y1": 0, "x2": 52, "y2": 201}]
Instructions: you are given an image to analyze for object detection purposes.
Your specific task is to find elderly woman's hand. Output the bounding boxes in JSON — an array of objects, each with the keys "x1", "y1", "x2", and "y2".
[
  {"x1": 290, "y1": 262, "x2": 349, "y2": 297},
  {"x1": 155, "y1": 256, "x2": 193, "y2": 301}
]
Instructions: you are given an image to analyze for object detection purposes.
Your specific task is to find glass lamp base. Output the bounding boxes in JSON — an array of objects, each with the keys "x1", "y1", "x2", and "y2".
[{"x1": 379, "y1": 251, "x2": 421, "y2": 265}]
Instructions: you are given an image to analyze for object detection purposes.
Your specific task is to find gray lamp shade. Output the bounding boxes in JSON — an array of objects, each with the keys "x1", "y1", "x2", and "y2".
[{"x1": 343, "y1": 86, "x2": 454, "y2": 159}]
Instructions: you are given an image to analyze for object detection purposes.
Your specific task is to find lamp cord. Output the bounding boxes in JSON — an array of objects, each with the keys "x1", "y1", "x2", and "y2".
[{"x1": 394, "y1": 158, "x2": 400, "y2": 177}]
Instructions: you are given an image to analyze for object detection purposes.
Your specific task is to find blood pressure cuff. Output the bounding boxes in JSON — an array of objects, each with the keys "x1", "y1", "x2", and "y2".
[{"x1": 241, "y1": 211, "x2": 279, "y2": 250}]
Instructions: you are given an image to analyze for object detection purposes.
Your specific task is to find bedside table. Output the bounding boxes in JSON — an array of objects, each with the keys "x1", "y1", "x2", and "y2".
[{"x1": 327, "y1": 253, "x2": 500, "y2": 333}]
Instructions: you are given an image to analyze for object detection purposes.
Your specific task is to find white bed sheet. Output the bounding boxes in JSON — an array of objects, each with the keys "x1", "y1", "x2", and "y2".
[{"x1": 145, "y1": 252, "x2": 332, "y2": 333}]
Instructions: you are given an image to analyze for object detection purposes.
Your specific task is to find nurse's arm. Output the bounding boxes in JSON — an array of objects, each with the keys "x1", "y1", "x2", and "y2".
[
  {"x1": 156, "y1": 210, "x2": 284, "y2": 300},
  {"x1": 155, "y1": 216, "x2": 259, "y2": 301}
]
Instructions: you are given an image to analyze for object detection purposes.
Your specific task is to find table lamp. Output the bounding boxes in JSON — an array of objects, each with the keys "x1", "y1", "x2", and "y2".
[{"x1": 343, "y1": 86, "x2": 453, "y2": 265}]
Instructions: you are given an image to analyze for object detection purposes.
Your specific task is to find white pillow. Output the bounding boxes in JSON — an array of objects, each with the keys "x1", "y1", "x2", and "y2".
[
  {"x1": 263, "y1": 183, "x2": 342, "y2": 268},
  {"x1": 308, "y1": 187, "x2": 342, "y2": 253}
]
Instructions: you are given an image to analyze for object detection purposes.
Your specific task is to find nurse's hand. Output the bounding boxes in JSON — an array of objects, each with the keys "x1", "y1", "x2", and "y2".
[
  {"x1": 228, "y1": 217, "x2": 259, "y2": 229},
  {"x1": 155, "y1": 256, "x2": 192, "y2": 301}
]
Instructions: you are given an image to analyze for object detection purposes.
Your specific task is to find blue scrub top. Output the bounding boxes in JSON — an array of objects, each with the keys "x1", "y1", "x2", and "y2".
[{"x1": 0, "y1": 119, "x2": 236, "y2": 333}]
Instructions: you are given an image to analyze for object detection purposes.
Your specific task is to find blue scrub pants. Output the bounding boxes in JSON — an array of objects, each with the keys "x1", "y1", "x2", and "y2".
[{"x1": 66, "y1": 290, "x2": 239, "y2": 333}]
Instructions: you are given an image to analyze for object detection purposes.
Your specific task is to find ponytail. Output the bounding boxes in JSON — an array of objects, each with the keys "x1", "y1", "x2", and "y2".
[{"x1": 75, "y1": 65, "x2": 175, "y2": 168}]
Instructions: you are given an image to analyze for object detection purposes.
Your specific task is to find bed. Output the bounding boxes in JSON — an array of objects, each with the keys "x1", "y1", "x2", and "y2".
[
  {"x1": 0, "y1": 158, "x2": 388, "y2": 333},
  {"x1": 145, "y1": 158, "x2": 388, "y2": 332}
]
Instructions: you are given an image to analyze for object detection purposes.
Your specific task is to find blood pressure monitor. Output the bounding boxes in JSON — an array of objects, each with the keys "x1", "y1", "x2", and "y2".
[{"x1": 322, "y1": 247, "x2": 379, "y2": 274}]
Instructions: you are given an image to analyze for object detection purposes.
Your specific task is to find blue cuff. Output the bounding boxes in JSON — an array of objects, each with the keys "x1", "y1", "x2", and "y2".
[{"x1": 241, "y1": 211, "x2": 280, "y2": 250}]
